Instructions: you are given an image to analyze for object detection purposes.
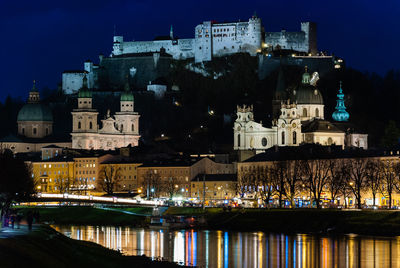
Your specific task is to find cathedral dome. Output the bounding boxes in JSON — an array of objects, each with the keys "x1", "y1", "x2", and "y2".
[
  {"x1": 292, "y1": 67, "x2": 324, "y2": 105},
  {"x1": 293, "y1": 85, "x2": 324, "y2": 105},
  {"x1": 17, "y1": 81, "x2": 53, "y2": 122},
  {"x1": 17, "y1": 103, "x2": 53, "y2": 122}
]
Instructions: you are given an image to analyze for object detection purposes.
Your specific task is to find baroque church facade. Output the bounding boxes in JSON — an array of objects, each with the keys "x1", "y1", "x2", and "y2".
[
  {"x1": 71, "y1": 77, "x2": 140, "y2": 150},
  {"x1": 234, "y1": 68, "x2": 368, "y2": 153}
]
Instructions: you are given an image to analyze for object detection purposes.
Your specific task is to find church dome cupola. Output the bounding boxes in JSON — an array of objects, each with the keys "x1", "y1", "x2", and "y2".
[
  {"x1": 292, "y1": 67, "x2": 324, "y2": 105},
  {"x1": 332, "y1": 81, "x2": 350, "y2": 122},
  {"x1": 78, "y1": 75, "x2": 92, "y2": 98},
  {"x1": 302, "y1": 66, "x2": 311, "y2": 84},
  {"x1": 17, "y1": 80, "x2": 53, "y2": 138},
  {"x1": 120, "y1": 78, "x2": 134, "y2": 102}
]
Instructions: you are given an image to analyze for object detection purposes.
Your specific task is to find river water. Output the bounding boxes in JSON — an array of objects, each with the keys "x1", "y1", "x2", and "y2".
[{"x1": 53, "y1": 225, "x2": 400, "y2": 267}]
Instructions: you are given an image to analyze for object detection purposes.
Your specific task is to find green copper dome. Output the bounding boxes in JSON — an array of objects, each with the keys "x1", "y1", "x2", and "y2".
[
  {"x1": 17, "y1": 103, "x2": 53, "y2": 122},
  {"x1": 121, "y1": 91, "x2": 134, "y2": 101},
  {"x1": 78, "y1": 75, "x2": 92, "y2": 98},
  {"x1": 121, "y1": 79, "x2": 134, "y2": 101}
]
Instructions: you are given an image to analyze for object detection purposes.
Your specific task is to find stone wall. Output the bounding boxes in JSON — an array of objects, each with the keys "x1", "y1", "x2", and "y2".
[
  {"x1": 258, "y1": 55, "x2": 336, "y2": 80},
  {"x1": 97, "y1": 54, "x2": 173, "y2": 90}
]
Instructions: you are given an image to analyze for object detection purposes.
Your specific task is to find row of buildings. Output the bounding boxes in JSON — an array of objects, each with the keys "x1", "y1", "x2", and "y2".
[
  {"x1": 27, "y1": 143, "x2": 400, "y2": 208},
  {"x1": 27, "y1": 146, "x2": 236, "y2": 201}
]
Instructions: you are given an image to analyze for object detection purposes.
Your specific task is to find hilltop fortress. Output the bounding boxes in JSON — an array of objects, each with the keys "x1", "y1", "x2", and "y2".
[
  {"x1": 63, "y1": 15, "x2": 321, "y2": 94},
  {"x1": 112, "y1": 15, "x2": 316, "y2": 62}
]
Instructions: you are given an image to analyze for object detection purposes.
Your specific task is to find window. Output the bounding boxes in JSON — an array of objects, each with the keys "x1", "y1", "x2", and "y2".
[
  {"x1": 281, "y1": 131, "x2": 285, "y2": 145},
  {"x1": 22, "y1": 128, "x2": 25, "y2": 135},
  {"x1": 316, "y1": 108, "x2": 320, "y2": 118},
  {"x1": 89, "y1": 122, "x2": 93, "y2": 129},
  {"x1": 131, "y1": 124, "x2": 134, "y2": 131},
  {"x1": 33, "y1": 128, "x2": 37, "y2": 135},
  {"x1": 293, "y1": 131, "x2": 297, "y2": 144},
  {"x1": 78, "y1": 121, "x2": 81, "y2": 129},
  {"x1": 121, "y1": 125, "x2": 123, "y2": 132},
  {"x1": 237, "y1": 134, "x2": 241, "y2": 147},
  {"x1": 302, "y1": 108, "x2": 307, "y2": 117},
  {"x1": 328, "y1": 137, "x2": 333, "y2": 145},
  {"x1": 262, "y1": 137, "x2": 267, "y2": 147}
]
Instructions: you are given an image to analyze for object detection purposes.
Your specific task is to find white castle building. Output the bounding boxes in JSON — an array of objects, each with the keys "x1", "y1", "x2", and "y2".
[
  {"x1": 234, "y1": 69, "x2": 368, "y2": 152},
  {"x1": 71, "y1": 77, "x2": 140, "y2": 150},
  {"x1": 111, "y1": 15, "x2": 315, "y2": 63},
  {"x1": 63, "y1": 15, "x2": 317, "y2": 94}
]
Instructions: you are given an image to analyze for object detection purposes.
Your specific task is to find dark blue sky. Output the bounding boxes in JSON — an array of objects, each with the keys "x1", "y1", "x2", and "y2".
[{"x1": 0, "y1": 0, "x2": 398, "y2": 101}]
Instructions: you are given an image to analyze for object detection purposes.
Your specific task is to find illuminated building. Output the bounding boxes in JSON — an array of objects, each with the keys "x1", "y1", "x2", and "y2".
[{"x1": 191, "y1": 174, "x2": 237, "y2": 201}]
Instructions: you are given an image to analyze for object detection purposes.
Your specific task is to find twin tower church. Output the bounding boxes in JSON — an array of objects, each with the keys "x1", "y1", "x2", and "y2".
[
  {"x1": 234, "y1": 68, "x2": 367, "y2": 153},
  {"x1": 14, "y1": 68, "x2": 366, "y2": 153}
]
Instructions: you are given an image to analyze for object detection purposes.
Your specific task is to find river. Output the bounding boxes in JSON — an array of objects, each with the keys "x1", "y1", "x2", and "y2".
[{"x1": 53, "y1": 225, "x2": 400, "y2": 267}]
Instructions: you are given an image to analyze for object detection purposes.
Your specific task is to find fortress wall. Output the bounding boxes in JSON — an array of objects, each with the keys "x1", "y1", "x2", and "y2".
[
  {"x1": 258, "y1": 55, "x2": 335, "y2": 80},
  {"x1": 98, "y1": 55, "x2": 173, "y2": 90}
]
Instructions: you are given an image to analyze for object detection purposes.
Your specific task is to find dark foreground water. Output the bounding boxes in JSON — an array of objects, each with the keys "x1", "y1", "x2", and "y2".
[{"x1": 53, "y1": 225, "x2": 400, "y2": 267}]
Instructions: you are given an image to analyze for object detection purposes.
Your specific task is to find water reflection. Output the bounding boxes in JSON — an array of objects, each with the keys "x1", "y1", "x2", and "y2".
[{"x1": 53, "y1": 225, "x2": 400, "y2": 267}]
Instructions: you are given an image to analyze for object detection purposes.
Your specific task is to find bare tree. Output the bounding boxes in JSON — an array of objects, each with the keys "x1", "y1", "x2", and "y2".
[
  {"x1": 270, "y1": 161, "x2": 287, "y2": 208},
  {"x1": 327, "y1": 159, "x2": 349, "y2": 206},
  {"x1": 142, "y1": 169, "x2": 162, "y2": 199},
  {"x1": 257, "y1": 166, "x2": 275, "y2": 208},
  {"x1": 347, "y1": 158, "x2": 369, "y2": 209},
  {"x1": 163, "y1": 177, "x2": 180, "y2": 199},
  {"x1": 55, "y1": 176, "x2": 71, "y2": 194},
  {"x1": 237, "y1": 169, "x2": 257, "y2": 198},
  {"x1": 99, "y1": 165, "x2": 121, "y2": 195},
  {"x1": 380, "y1": 160, "x2": 400, "y2": 209},
  {"x1": 283, "y1": 160, "x2": 302, "y2": 208},
  {"x1": 301, "y1": 159, "x2": 332, "y2": 209},
  {"x1": 366, "y1": 160, "x2": 382, "y2": 207}
]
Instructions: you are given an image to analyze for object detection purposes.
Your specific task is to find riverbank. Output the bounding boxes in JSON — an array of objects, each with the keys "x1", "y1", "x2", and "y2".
[
  {"x1": 0, "y1": 224, "x2": 187, "y2": 268},
  {"x1": 17, "y1": 206, "x2": 152, "y2": 225},
  {"x1": 164, "y1": 207, "x2": 400, "y2": 236},
  {"x1": 15, "y1": 206, "x2": 400, "y2": 236}
]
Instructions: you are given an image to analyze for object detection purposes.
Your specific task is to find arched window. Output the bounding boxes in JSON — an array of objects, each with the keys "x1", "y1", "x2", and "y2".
[
  {"x1": 262, "y1": 137, "x2": 267, "y2": 147},
  {"x1": 328, "y1": 137, "x2": 333, "y2": 145},
  {"x1": 89, "y1": 122, "x2": 93, "y2": 129},
  {"x1": 33, "y1": 128, "x2": 37, "y2": 135},
  {"x1": 121, "y1": 125, "x2": 123, "y2": 132},
  {"x1": 302, "y1": 108, "x2": 307, "y2": 117},
  {"x1": 131, "y1": 124, "x2": 134, "y2": 131},
  {"x1": 293, "y1": 131, "x2": 297, "y2": 144},
  {"x1": 237, "y1": 134, "x2": 241, "y2": 147},
  {"x1": 78, "y1": 121, "x2": 81, "y2": 129},
  {"x1": 316, "y1": 108, "x2": 320, "y2": 118},
  {"x1": 281, "y1": 131, "x2": 285, "y2": 145}
]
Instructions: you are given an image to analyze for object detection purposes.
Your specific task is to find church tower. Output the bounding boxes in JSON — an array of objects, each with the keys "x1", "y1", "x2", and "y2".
[
  {"x1": 277, "y1": 100, "x2": 302, "y2": 146},
  {"x1": 114, "y1": 78, "x2": 140, "y2": 140},
  {"x1": 332, "y1": 81, "x2": 350, "y2": 122},
  {"x1": 71, "y1": 76, "x2": 99, "y2": 149}
]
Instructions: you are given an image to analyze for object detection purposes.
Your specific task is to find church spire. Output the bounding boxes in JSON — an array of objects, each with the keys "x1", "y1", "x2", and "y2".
[
  {"x1": 170, "y1": 25, "x2": 174, "y2": 40},
  {"x1": 28, "y1": 80, "x2": 40, "y2": 103},
  {"x1": 332, "y1": 81, "x2": 349, "y2": 122},
  {"x1": 31, "y1": 80, "x2": 38, "y2": 92},
  {"x1": 78, "y1": 75, "x2": 92, "y2": 98}
]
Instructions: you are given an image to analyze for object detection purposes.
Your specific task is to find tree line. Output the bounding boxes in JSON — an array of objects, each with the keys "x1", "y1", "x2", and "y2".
[{"x1": 238, "y1": 157, "x2": 400, "y2": 209}]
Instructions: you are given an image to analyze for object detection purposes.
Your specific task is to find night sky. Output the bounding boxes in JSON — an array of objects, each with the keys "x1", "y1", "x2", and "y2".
[{"x1": 0, "y1": 0, "x2": 398, "y2": 101}]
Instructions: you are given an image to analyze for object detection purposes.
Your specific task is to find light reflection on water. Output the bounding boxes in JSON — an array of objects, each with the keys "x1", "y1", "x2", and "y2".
[{"x1": 53, "y1": 225, "x2": 400, "y2": 267}]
